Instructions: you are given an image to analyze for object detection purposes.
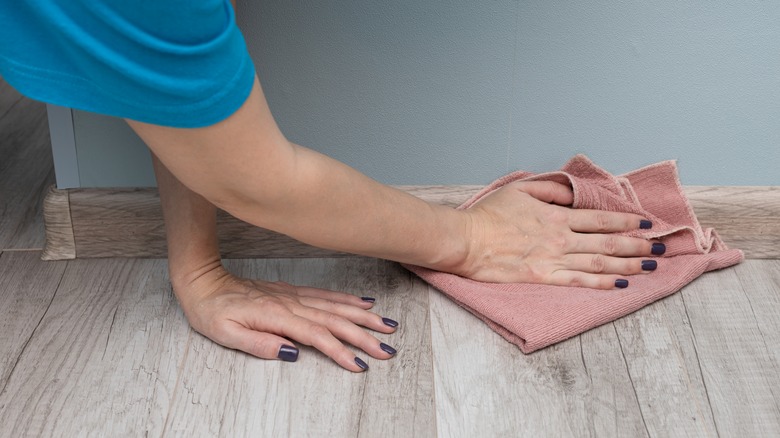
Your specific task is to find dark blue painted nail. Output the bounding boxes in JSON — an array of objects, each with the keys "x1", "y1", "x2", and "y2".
[
  {"x1": 355, "y1": 357, "x2": 369, "y2": 371},
  {"x1": 615, "y1": 279, "x2": 629, "y2": 288},
  {"x1": 639, "y1": 220, "x2": 653, "y2": 229},
  {"x1": 641, "y1": 260, "x2": 658, "y2": 271},
  {"x1": 361, "y1": 296, "x2": 376, "y2": 303},
  {"x1": 277, "y1": 344, "x2": 299, "y2": 362},
  {"x1": 382, "y1": 317, "x2": 399, "y2": 328},
  {"x1": 651, "y1": 242, "x2": 666, "y2": 255},
  {"x1": 379, "y1": 343, "x2": 397, "y2": 355}
]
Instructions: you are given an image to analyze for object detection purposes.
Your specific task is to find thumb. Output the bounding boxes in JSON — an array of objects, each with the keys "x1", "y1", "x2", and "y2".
[
  {"x1": 510, "y1": 180, "x2": 574, "y2": 206},
  {"x1": 222, "y1": 322, "x2": 300, "y2": 362}
]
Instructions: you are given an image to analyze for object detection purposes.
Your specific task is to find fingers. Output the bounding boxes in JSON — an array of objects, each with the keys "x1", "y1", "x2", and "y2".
[
  {"x1": 568, "y1": 209, "x2": 649, "y2": 233},
  {"x1": 547, "y1": 270, "x2": 631, "y2": 290},
  {"x1": 243, "y1": 286, "x2": 397, "y2": 371},
  {"x1": 568, "y1": 233, "x2": 659, "y2": 257},
  {"x1": 508, "y1": 181, "x2": 574, "y2": 205},
  {"x1": 296, "y1": 295, "x2": 397, "y2": 334},
  {"x1": 290, "y1": 306, "x2": 398, "y2": 361},
  {"x1": 293, "y1": 284, "x2": 377, "y2": 310},
  {"x1": 225, "y1": 307, "x2": 390, "y2": 373},
  {"x1": 282, "y1": 312, "x2": 395, "y2": 373},
  {"x1": 561, "y1": 254, "x2": 658, "y2": 276},
  {"x1": 219, "y1": 322, "x2": 301, "y2": 362}
]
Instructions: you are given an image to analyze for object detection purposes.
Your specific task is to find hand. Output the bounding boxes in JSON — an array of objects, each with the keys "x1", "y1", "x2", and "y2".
[
  {"x1": 457, "y1": 180, "x2": 661, "y2": 288},
  {"x1": 174, "y1": 266, "x2": 398, "y2": 372}
]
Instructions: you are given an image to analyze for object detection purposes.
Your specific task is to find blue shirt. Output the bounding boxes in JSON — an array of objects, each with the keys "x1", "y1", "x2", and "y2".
[{"x1": 0, "y1": 0, "x2": 255, "y2": 128}]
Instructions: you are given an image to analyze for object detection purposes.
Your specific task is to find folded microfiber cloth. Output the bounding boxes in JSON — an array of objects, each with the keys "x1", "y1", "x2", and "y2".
[{"x1": 404, "y1": 155, "x2": 744, "y2": 353}]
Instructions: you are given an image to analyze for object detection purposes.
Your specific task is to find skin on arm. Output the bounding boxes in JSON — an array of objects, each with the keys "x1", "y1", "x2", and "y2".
[
  {"x1": 129, "y1": 76, "x2": 659, "y2": 288},
  {"x1": 146, "y1": 0, "x2": 399, "y2": 373},
  {"x1": 152, "y1": 153, "x2": 398, "y2": 372},
  {"x1": 135, "y1": 76, "x2": 662, "y2": 372}
]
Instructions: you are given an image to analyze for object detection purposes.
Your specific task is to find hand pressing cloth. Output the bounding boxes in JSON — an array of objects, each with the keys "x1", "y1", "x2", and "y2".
[{"x1": 404, "y1": 155, "x2": 744, "y2": 353}]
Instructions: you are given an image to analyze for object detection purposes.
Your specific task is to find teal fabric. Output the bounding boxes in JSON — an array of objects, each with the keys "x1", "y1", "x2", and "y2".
[{"x1": 0, "y1": 0, "x2": 255, "y2": 128}]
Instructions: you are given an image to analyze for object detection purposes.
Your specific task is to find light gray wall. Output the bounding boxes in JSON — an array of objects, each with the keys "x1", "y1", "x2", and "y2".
[{"x1": 67, "y1": 0, "x2": 780, "y2": 187}]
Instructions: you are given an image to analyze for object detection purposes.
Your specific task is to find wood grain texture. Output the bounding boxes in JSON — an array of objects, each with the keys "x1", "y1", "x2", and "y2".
[
  {"x1": 686, "y1": 186, "x2": 780, "y2": 259},
  {"x1": 0, "y1": 255, "x2": 777, "y2": 436},
  {"x1": 0, "y1": 78, "x2": 23, "y2": 118},
  {"x1": 44, "y1": 185, "x2": 779, "y2": 260},
  {"x1": 427, "y1": 261, "x2": 779, "y2": 437},
  {"x1": 0, "y1": 81, "x2": 55, "y2": 250},
  {"x1": 41, "y1": 186, "x2": 76, "y2": 260},
  {"x1": 162, "y1": 258, "x2": 435, "y2": 437},
  {"x1": 0, "y1": 258, "x2": 190, "y2": 437},
  {"x1": 682, "y1": 261, "x2": 780, "y2": 436},
  {"x1": 428, "y1": 286, "x2": 648, "y2": 437},
  {"x1": 0, "y1": 251, "x2": 67, "y2": 391},
  {"x1": 611, "y1": 294, "x2": 718, "y2": 436},
  {"x1": 0, "y1": 256, "x2": 435, "y2": 437}
]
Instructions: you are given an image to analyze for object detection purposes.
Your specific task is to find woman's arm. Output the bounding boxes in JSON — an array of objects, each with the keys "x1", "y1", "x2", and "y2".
[
  {"x1": 152, "y1": 153, "x2": 397, "y2": 372},
  {"x1": 129, "y1": 76, "x2": 655, "y2": 287}
]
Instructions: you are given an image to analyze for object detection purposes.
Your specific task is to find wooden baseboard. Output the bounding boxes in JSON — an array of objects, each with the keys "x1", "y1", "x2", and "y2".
[{"x1": 41, "y1": 185, "x2": 779, "y2": 260}]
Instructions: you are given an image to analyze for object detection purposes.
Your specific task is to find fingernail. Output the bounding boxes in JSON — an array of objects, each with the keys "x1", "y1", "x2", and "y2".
[
  {"x1": 639, "y1": 220, "x2": 653, "y2": 229},
  {"x1": 641, "y1": 260, "x2": 657, "y2": 271},
  {"x1": 277, "y1": 344, "x2": 299, "y2": 362},
  {"x1": 379, "y1": 343, "x2": 397, "y2": 355},
  {"x1": 355, "y1": 357, "x2": 369, "y2": 371},
  {"x1": 382, "y1": 317, "x2": 399, "y2": 328},
  {"x1": 615, "y1": 279, "x2": 629, "y2": 288},
  {"x1": 361, "y1": 296, "x2": 376, "y2": 303},
  {"x1": 651, "y1": 242, "x2": 666, "y2": 255}
]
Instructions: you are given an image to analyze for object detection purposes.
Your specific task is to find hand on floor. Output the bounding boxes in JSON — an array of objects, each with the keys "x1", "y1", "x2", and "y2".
[
  {"x1": 457, "y1": 180, "x2": 662, "y2": 288},
  {"x1": 174, "y1": 267, "x2": 397, "y2": 372}
]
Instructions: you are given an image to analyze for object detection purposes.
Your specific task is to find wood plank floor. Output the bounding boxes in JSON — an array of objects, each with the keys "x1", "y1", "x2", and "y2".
[
  {"x1": 0, "y1": 79, "x2": 55, "y2": 250},
  {"x1": 1, "y1": 77, "x2": 779, "y2": 437},
  {"x1": 0, "y1": 253, "x2": 778, "y2": 437}
]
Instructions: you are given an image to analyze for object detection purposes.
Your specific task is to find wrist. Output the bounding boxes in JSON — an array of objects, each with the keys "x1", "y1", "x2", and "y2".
[
  {"x1": 423, "y1": 205, "x2": 476, "y2": 277},
  {"x1": 168, "y1": 255, "x2": 228, "y2": 300}
]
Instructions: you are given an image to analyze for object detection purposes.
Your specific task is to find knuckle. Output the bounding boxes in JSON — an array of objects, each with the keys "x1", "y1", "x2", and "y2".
[
  {"x1": 527, "y1": 263, "x2": 548, "y2": 283},
  {"x1": 602, "y1": 236, "x2": 619, "y2": 255},
  {"x1": 544, "y1": 207, "x2": 568, "y2": 225},
  {"x1": 249, "y1": 337, "x2": 274, "y2": 358},
  {"x1": 207, "y1": 319, "x2": 231, "y2": 339},
  {"x1": 547, "y1": 234, "x2": 568, "y2": 252},
  {"x1": 324, "y1": 312, "x2": 347, "y2": 327},
  {"x1": 589, "y1": 255, "x2": 608, "y2": 273},
  {"x1": 308, "y1": 323, "x2": 332, "y2": 340},
  {"x1": 321, "y1": 299, "x2": 340, "y2": 312},
  {"x1": 595, "y1": 213, "x2": 612, "y2": 231},
  {"x1": 257, "y1": 299, "x2": 287, "y2": 314},
  {"x1": 568, "y1": 276, "x2": 584, "y2": 288}
]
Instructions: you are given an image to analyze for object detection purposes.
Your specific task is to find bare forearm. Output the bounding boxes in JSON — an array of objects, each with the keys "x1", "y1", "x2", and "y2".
[
  {"x1": 131, "y1": 79, "x2": 471, "y2": 273},
  {"x1": 131, "y1": 77, "x2": 655, "y2": 288},
  {"x1": 217, "y1": 143, "x2": 470, "y2": 270},
  {"x1": 151, "y1": 154, "x2": 225, "y2": 291}
]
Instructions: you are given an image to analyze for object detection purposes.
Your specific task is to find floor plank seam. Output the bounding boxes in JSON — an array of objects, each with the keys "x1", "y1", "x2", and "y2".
[
  {"x1": 613, "y1": 322, "x2": 651, "y2": 437},
  {"x1": 735, "y1": 278, "x2": 780, "y2": 419},
  {"x1": 101, "y1": 306, "x2": 119, "y2": 361},
  {"x1": 578, "y1": 337, "x2": 591, "y2": 384},
  {"x1": 355, "y1": 362, "x2": 370, "y2": 435},
  {"x1": 680, "y1": 291, "x2": 721, "y2": 438},
  {"x1": 0, "y1": 95, "x2": 23, "y2": 121},
  {"x1": 160, "y1": 328, "x2": 193, "y2": 438},
  {"x1": 423, "y1": 282, "x2": 441, "y2": 438},
  {"x1": 0, "y1": 260, "x2": 66, "y2": 398}
]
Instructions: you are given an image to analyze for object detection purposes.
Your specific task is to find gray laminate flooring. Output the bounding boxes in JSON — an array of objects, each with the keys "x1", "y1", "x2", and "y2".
[{"x1": 1, "y1": 77, "x2": 778, "y2": 437}]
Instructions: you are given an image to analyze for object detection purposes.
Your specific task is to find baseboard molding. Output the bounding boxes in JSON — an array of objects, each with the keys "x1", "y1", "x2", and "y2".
[{"x1": 42, "y1": 185, "x2": 780, "y2": 260}]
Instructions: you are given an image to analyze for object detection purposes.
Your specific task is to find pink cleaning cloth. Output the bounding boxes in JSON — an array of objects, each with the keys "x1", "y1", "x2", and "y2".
[{"x1": 404, "y1": 155, "x2": 744, "y2": 353}]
